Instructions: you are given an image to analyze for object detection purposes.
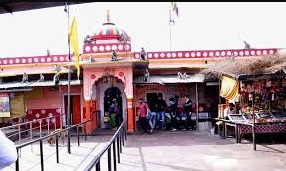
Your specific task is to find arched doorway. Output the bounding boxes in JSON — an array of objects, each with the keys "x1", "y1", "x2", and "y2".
[
  {"x1": 92, "y1": 75, "x2": 127, "y2": 129},
  {"x1": 104, "y1": 86, "x2": 123, "y2": 118}
]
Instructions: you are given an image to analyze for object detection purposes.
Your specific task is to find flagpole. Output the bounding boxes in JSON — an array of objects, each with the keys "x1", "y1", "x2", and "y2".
[
  {"x1": 65, "y1": 2, "x2": 71, "y2": 154},
  {"x1": 169, "y1": 3, "x2": 173, "y2": 51}
]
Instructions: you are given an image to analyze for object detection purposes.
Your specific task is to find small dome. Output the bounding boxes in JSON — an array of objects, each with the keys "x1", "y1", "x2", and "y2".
[
  {"x1": 90, "y1": 10, "x2": 131, "y2": 41},
  {"x1": 93, "y1": 22, "x2": 129, "y2": 40}
]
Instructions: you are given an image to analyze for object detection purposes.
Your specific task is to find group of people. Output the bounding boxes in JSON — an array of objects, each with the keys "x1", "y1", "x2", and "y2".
[{"x1": 137, "y1": 95, "x2": 195, "y2": 134}]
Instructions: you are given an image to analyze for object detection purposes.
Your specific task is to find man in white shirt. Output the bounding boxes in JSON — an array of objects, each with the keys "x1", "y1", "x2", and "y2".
[{"x1": 0, "y1": 130, "x2": 17, "y2": 170}]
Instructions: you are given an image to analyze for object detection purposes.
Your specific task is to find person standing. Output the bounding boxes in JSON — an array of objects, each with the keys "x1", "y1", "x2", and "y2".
[
  {"x1": 0, "y1": 130, "x2": 17, "y2": 170},
  {"x1": 147, "y1": 101, "x2": 157, "y2": 134},
  {"x1": 157, "y1": 95, "x2": 167, "y2": 129},
  {"x1": 169, "y1": 97, "x2": 178, "y2": 131},
  {"x1": 109, "y1": 99, "x2": 120, "y2": 130},
  {"x1": 137, "y1": 98, "x2": 150, "y2": 134},
  {"x1": 184, "y1": 95, "x2": 193, "y2": 130}
]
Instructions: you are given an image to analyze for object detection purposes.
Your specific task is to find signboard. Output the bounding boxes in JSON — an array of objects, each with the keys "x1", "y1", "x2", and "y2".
[{"x1": 0, "y1": 93, "x2": 10, "y2": 117}]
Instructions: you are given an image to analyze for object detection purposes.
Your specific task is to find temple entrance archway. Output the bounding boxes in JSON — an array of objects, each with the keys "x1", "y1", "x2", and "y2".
[{"x1": 92, "y1": 75, "x2": 127, "y2": 128}]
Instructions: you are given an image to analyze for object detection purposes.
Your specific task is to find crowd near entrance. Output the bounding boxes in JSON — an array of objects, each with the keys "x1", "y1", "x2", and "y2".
[{"x1": 137, "y1": 92, "x2": 198, "y2": 134}]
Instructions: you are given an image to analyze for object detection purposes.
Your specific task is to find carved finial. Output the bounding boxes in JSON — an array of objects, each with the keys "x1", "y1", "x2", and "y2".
[{"x1": 106, "y1": 10, "x2": 110, "y2": 22}]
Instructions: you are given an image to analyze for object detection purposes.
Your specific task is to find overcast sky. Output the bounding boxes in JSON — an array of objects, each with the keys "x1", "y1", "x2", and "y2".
[{"x1": 0, "y1": 2, "x2": 286, "y2": 57}]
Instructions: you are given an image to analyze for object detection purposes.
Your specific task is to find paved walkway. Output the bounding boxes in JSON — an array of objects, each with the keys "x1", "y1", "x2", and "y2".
[
  {"x1": 2, "y1": 130, "x2": 286, "y2": 171},
  {"x1": 117, "y1": 131, "x2": 286, "y2": 171}
]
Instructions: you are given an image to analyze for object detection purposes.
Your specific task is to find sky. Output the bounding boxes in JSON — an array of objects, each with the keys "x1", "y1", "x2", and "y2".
[{"x1": 0, "y1": 2, "x2": 286, "y2": 57}]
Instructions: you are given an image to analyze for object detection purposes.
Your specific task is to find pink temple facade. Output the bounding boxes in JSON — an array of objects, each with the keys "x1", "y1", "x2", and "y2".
[{"x1": 0, "y1": 12, "x2": 281, "y2": 134}]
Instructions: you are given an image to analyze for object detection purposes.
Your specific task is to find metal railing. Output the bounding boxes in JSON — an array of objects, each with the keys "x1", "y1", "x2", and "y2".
[
  {"x1": 83, "y1": 121, "x2": 127, "y2": 171},
  {"x1": 1, "y1": 114, "x2": 63, "y2": 144},
  {"x1": 15, "y1": 119, "x2": 90, "y2": 171}
]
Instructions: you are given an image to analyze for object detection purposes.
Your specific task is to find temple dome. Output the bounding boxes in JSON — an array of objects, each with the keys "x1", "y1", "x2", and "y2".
[
  {"x1": 90, "y1": 10, "x2": 131, "y2": 42},
  {"x1": 92, "y1": 22, "x2": 130, "y2": 41}
]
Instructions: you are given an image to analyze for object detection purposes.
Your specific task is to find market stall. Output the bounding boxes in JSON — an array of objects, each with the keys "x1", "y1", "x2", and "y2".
[{"x1": 201, "y1": 53, "x2": 286, "y2": 150}]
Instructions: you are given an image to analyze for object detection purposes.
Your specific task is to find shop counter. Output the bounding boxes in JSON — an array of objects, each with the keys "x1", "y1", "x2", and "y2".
[{"x1": 238, "y1": 122, "x2": 286, "y2": 142}]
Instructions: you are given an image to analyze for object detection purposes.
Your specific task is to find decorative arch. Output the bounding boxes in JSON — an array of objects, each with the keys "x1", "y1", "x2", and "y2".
[{"x1": 83, "y1": 67, "x2": 132, "y2": 101}]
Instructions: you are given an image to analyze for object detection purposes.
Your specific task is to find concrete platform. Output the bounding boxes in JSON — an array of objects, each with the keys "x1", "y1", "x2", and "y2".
[{"x1": 2, "y1": 130, "x2": 286, "y2": 171}]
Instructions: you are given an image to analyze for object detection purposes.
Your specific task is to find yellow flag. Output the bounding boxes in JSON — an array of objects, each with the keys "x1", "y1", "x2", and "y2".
[{"x1": 69, "y1": 16, "x2": 80, "y2": 79}]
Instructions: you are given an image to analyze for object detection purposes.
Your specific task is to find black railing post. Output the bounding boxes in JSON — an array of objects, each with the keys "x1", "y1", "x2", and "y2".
[
  {"x1": 67, "y1": 128, "x2": 71, "y2": 154},
  {"x1": 108, "y1": 147, "x2": 112, "y2": 171},
  {"x1": 121, "y1": 129, "x2": 125, "y2": 147},
  {"x1": 119, "y1": 132, "x2": 122, "y2": 153},
  {"x1": 96, "y1": 160, "x2": 100, "y2": 171},
  {"x1": 113, "y1": 141, "x2": 117, "y2": 171},
  {"x1": 82, "y1": 121, "x2": 127, "y2": 171},
  {"x1": 85, "y1": 123, "x2": 87, "y2": 141},
  {"x1": 40, "y1": 139, "x2": 44, "y2": 171},
  {"x1": 124, "y1": 124, "x2": 127, "y2": 141},
  {"x1": 15, "y1": 148, "x2": 19, "y2": 171},
  {"x1": 77, "y1": 126, "x2": 80, "y2": 146},
  {"x1": 117, "y1": 135, "x2": 120, "y2": 163},
  {"x1": 56, "y1": 134, "x2": 59, "y2": 163}
]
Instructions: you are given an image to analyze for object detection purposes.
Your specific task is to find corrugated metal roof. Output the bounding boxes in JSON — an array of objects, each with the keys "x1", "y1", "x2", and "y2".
[
  {"x1": 0, "y1": 80, "x2": 81, "y2": 89},
  {"x1": 133, "y1": 74, "x2": 205, "y2": 84},
  {"x1": 0, "y1": 65, "x2": 70, "y2": 77}
]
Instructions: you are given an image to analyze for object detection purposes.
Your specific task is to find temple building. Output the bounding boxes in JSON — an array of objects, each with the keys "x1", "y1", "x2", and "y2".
[{"x1": 0, "y1": 11, "x2": 279, "y2": 134}]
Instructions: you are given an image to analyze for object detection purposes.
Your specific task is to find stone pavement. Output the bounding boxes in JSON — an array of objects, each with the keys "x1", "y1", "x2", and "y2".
[
  {"x1": 116, "y1": 130, "x2": 286, "y2": 171},
  {"x1": 2, "y1": 130, "x2": 286, "y2": 171}
]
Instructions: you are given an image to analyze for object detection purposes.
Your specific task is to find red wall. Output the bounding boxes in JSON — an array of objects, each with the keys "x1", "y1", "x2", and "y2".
[
  {"x1": 26, "y1": 85, "x2": 82, "y2": 109},
  {"x1": 25, "y1": 85, "x2": 83, "y2": 128}
]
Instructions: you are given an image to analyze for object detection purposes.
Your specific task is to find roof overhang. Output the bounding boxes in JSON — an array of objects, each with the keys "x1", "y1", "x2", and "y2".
[
  {"x1": 0, "y1": 88, "x2": 33, "y2": 93},
  {"x1": 0, "y1": 65, "x2": 70, "y2": 77},
  {"x1": 231, "y1": 69, "x2": 286, "y2": 81},
  {"x1": 133, "y1": 74, "x2": 205, "y2": 84},
  {"x1": 0, "y1": 80, "x2": 81, "y2": 89},
  {"x1": 0, "y1": 2, "x2": 90, "y2": 15}
]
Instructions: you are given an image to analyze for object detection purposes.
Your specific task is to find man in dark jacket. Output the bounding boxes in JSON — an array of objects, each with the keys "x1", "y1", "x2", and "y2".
[
  {"x1": 169, "y1": 97, "x2": 178, "y2": 131},
  {"x1": 156, "y1": 95, "x2": 167, "y2": 129},
  {"x1": 183, "y1": 95, "x2": 193, "y2": 130}
]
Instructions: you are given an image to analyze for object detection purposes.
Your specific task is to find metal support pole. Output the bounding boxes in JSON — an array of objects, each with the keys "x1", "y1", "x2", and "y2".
[
  {"x1": 196, "y1": 83, "x2": 199, "y2": 131},
  {"x1": 47, "y1": 120, "x2": 50, "y2": 134},
  {"x1": 117, "y1": 136, "x2": 120, "y2": 163},
  {"x1": 252, "y1": 91, "x2": 256, "y2": 150},
  {"x1": 124, "y1": 124, "x2": 127, "y2": 140},
  {"x1": 56, "y1": 134, "x2": 59, "y2": 163},
  {"x1": 65, "y1": 2, "x2": 71, "y2": 154},
  {"x1": 85, "y1": 122, "x2": 87, "y2": 141},
  {"x1": 18, "y1": 125, "x2": 21, "y2": 142},
  {"x1": 40, "y1": 140, "x2": 44, "y2": 171},
  {"x1": 96, "y1": 160, "x2": 100, "y2": 171},
  {"x1": 15, "y1": 148, "x2": 19, "y2": 171},
  {"x1": 119, "y1": 133, "x2": 122, "y2": 153},
  {"x1": 30, "y1": 122, "x2": 33, "y2": 140},
  {"x1": 113, "y1": 141, "x2": 117, "y2": 171},
  {"x1": 108, "y1": 148, "x2": 112, "y2": 171},
  {"x1": 121, "y1": 129, "x2": 125, "y2": 147},
  {"x1": 77, "y1": 126, "x2": 80, "y2": 146},
  {"x1": 169, "y1": 4, "x2": 173, "y2": 51},
  {"x1": 30, "y1": 122, "x2": 33, "y2": 152},
  {"x1": 40, "y1": 121, "x2": 42, "y2": 138},
  {"x1": 55, "y1": 115, "x2": 57, "y2": 130}
]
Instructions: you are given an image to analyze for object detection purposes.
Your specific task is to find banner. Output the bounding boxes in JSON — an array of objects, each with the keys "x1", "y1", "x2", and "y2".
[
  {"x1": 220, "y1": 76, "x2": 239, "y2": 102},
  {"x1": 0, "y1": 93, "x2": 10, "y2": 117}
]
